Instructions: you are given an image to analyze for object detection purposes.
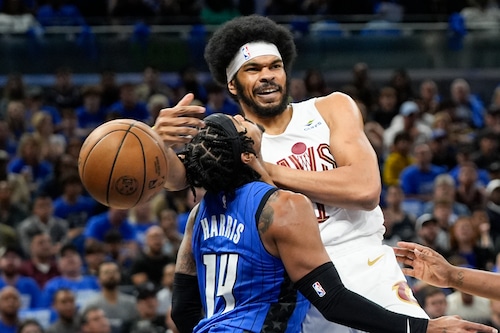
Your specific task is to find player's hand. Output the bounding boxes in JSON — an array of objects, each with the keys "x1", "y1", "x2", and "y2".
[
  {"x1": 393, "y1": 241, "x2": 453, "y2": 288},
  {"x1": 153, "y1": 93, "x2": 206, "y2": 147},
  {"x1": 427, "y1": 315, "x2": 498, "y2": 333}
]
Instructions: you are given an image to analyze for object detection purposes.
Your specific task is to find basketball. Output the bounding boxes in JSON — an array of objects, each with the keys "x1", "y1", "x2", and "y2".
[{"x1": 78, "y1": 119, "x2": 168, "y2": 209}]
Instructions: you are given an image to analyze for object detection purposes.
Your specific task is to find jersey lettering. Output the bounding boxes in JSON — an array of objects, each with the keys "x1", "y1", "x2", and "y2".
[{"x1": 203, "y1": 253, "x2": 238, "y2": 317}]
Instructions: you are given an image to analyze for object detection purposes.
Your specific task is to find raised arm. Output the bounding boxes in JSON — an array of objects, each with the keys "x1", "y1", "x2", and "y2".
[
  {"x1": 153, "y1": 93, "x2": 205, "y2": 191},
  {"x1": 267, "y1": 92, "x2": 381, "y2": 210},
  {"x1": 395, "y1": 241, "x2": 500, "y2": 301}
]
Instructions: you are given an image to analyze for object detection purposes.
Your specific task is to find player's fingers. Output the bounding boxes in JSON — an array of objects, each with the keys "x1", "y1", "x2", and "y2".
[
  {"x1": 393, "y1": 247, "x2": 414, "y2": 258},
  {"x1": 396, "y1": 241, "x2": 426, "y2": 252},
  {"x1": 463, "y1": 321, "x2": 498, "y2": 333},
  {"x1": 399, "y1": 267, "x2": 415, "y2": 277},
  {"x1": 176, "y1": 93, "x2": 195, "y2": 107}
]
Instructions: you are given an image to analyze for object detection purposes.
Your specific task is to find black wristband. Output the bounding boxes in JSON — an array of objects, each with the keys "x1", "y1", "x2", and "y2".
[
  {"x1": 171, "y1": 273, "x2": 203, "y2": 333},
  {"x1": 295, "y1": 262, "x2": 428, "y2": 333}
]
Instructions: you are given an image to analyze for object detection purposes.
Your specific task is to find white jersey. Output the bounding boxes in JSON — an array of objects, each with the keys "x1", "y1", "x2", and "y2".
[{"x1": 261, "y1": 98, "x2": 386, "y2": 247}]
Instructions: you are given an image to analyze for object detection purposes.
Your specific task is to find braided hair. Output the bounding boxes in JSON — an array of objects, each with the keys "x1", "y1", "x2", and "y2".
[
  {"x1": 182, "y1": 114, "x2": 261, "y2": 196},
  {"x1": 204, "y1": 15, "x2": 297, "y2": 86}
]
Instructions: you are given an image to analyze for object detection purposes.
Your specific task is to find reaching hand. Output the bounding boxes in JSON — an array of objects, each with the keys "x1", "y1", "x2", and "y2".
[
  {"x1": 428, "y1": 315, "x2": 498, "y2": 333},
  {"x1": 153, "y1": 93, "x2": 206, "y2": 147},
  {"x1": 393, "y1": 241, "x2": 453, "y2": 288}
]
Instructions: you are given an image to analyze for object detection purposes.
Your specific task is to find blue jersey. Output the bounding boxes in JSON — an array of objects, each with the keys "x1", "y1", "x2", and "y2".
[{"x1": 192, "y1": 181, "x2": 309, "y2": 333}]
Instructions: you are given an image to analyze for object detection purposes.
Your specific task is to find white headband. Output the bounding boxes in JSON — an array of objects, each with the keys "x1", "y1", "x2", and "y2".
[{"x1": 225, "y1": 42, "x2": 282, "y2": 83}]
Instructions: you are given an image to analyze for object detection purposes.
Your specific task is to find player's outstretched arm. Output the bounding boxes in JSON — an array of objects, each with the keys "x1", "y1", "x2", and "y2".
[
  {"x1": 154, "y1": 93, "x2": 206, "y2": 191},
  {"x1": 395, "y1": 241, "x2": 500, "y2": 301},
  {"x1": 261, "y1": 192, "x2": 497, "y2": 333}
]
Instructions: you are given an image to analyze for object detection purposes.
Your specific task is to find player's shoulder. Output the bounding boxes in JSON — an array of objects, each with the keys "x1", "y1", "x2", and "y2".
[{"x1": 268, "y1": 189, "x2": 312, "y2": 212}]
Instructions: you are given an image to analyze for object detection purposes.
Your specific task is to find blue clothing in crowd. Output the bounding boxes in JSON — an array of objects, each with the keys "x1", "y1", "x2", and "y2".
[{"x1": 0, "y1": 276, "x2": 41, "y2": 310}]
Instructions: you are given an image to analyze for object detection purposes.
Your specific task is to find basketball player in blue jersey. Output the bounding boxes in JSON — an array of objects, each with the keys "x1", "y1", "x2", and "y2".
[{"x1": 169, "y1": 112, "x2": 496, "y2": 333}]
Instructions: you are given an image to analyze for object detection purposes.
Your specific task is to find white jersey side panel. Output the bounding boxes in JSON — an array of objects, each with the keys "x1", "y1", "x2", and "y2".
[{"x1": 261, "y1": 98, "x2": 385, "y2": 246}]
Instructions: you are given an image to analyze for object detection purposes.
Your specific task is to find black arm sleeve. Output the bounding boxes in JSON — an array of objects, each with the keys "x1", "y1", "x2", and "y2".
[
  {"x1": 295, "y1": 262, "x2": 428, "y2": 333},
  {"x1": 171, "y1": 273, "x2": 203, "y2": 333}
]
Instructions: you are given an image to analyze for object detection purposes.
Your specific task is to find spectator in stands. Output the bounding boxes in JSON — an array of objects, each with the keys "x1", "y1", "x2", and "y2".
[
  {"x1": 455, "y1": 161, "x2": 487, "y2": 212},
  {"x1": 31, "y1": 111, "x2": 66, "y2": 163},
  {"x1": 82, "y1": 261, "x2": 139, "y2": 333},
  {"x1": 0, "y1": 224, "x2": 16, "y2": 249},
  {"x1": 303, "y1": 68, "x2": 331, "y2": 98},
  {"x1": 417, "y1": 79, "x2": 441, "y2": 118},
  {"x1": 481, "y1": 106, "x2": 500, "y2": 143},
  {"x1": 204, "y1": 81, "x2": 240, "y2": 117},
  {"x1": 0, "y1": 286, "x2": 22, "y2": 333},
  {"x1": 428, "y1": 129, "x2": 457, "y2": 172},
  {"x1": 107, "y1": 83, "x2": 149, "y2": 122},
  {"x1": 24, "y1": 86, "x2": 62, "y2": 133},
  {"x1": 17, "y1": 193, "x2": 68, "y2": 256},
  {"x1": 172, "y1": 66, "x2": 207, "y2": 105},
  {"x1": 489, "y1": 161, "x2": 500, "y2": 180},
  {"x1": 129, "y1": 201, "x2": 157, "y2": 248},
  {"x1": 5, "y1": 100, "x2": 28, "y2": 141},
  {"x1": 38, "y1": 153, "x2": 79, "y2": 200},
  {"x1": 400, "y1": 142, "x2": 447, "y2": 204},
  {"x1": 19, "y1": 230, "x2": 60, "y2": 289},
  {"x1": 17, "y1": 319, "x2": 44, "y2": 333},
  {"x1": 82, "y1": 242, "x2": 106, "y2": 277},
  {"x1": 75, "y1": 85, "x2": 108, "y2": 138},
  {"x1": 411, "y1": 213, "x2": 449, "y2": 256},
  {"x1": 129, "y1": 225, "x2": 174, "y2": 288},
  {"x1": 42, "y1": 243, "x2": 100, "y2": 309},
  {"x1": 135, "y1": 65, "x2": 173, "y2": 104},
  {"x1": 419, "y1": 285, "x2": 448, "y2": 319},
  {"x1": 36, "y1": 0, "x2": 86, "y2": 27},
  {"x1": 8, "y1": 133, "x2": 53, "y2": 196},
  {"x1": 157, "y1": 208, "x2": 182, "y2": 259},
  {"x1": 460, "y1": 0, "x2": 500, "y2": 29},
  {"x1": 0, "y1": 120, "x2": 18, "y2": 157},
  {"x1": 156, "y1": 262, "x2": 174, "y2": 316},
  {"x1": 383, "y1": 100, "x2": 432, "y2": 151},
  {"x1": 44, "y1": 66, "x2": 82, "y2": 110},
  {"x1": 389, "y1": 68, "x2": 414, "y2": 107},
  {"x1": 84, "y1": 208, "x2": 138, "y2": 256},
  {"x1": 0, "y1": 246, "x2": 41, "y2": 310},
  {"x1": 350, "y1": 62, "x2": 376, "y2": 113},
  {"x1": 449, "y1": 143, "x2": 490, "y2": 188},
  {"x1": 423, "y1": 173, "x2": 470, "y2": 216},
  {"x1": 79, "y1": 305, "x2": 111, "y2": 333},
  {"x1": 101, "y1": 230, "x2": 134, "y2": 280},
  {"x1": 98, "y1": 70, "x2": 120, "y2": 108},
  {"x1": 472, "y1": 130, "x2": 500, "y2": 171},
  {"x1": 371, "y1": 86, "x2": 399, "y2": 129},
  {"x1": 382, "y1": 131, "x2": 413, "y2": 187},
  {"x1": 123, "y1": 282, "x2": 166, "y2": 333},
  {"x1": 446, "y1": 288, "x2": 491, "y2": 324},
  {"x1": 448, "y1": 216, "x2": 495, "y2": 270},
  {"x1": 46, "y1": 288, "x2": 79, "y2": 333},
  {"x1": 382, "y1": 184, "x2": 416, "y2": 246},
  {"x1": 0, "y1": 179, "x2": 29, "y2": 229},
  {"x1": 53, "y1": 172, "x2": 98, "y2": 252},
  {"x1": 450, "y1": 78, "x2": 486, "y2": 129}
]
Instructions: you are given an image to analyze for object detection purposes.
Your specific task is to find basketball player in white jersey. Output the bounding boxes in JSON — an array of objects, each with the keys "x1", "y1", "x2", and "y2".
[{"x1": 153, "y1": 15, "x2": 496, "y2": 333}]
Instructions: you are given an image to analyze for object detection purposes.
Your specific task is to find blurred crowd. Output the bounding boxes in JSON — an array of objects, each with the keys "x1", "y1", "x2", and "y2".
[
  {"x1": 1, "y1": 0, "x2": 500, "y2": 27},
  {"x1": 0, "y1": 40, "x2": 499, "y2": 333}
]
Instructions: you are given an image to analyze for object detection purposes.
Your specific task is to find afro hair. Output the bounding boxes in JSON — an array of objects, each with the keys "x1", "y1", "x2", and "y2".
[{"x1": 204, "y1": 15, "x2": 297, "y2": 86}]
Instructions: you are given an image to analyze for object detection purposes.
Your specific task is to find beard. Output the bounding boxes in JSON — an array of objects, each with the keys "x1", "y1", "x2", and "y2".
[
  {"x1": 234, "y1": 77, "x2": 290, "y2": 118},
  {"x1": 101, "y1": 279, "x2": 120, "y2": 290}
]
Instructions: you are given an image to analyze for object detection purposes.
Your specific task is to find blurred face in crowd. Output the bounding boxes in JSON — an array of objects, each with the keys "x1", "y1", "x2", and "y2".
[
  {"x1": 30, "y1": 232, "x2": 53, "y2": 259},
  {"x1": 0, "y1": 286, "x2": 21, "y2": 317},
  {"x1": 145, "y1": 226, "x2": 165, "y2": 255},
  {"x1": 81, "y1": 308, "x2": 111, "y2": 333},
  {"x1": 53, "y1": 289, "x2": 76, "y2": 321},
  {"x1": 162, "y1": 263, "x2": 175, "y2": 289},
  {"x1": 424, "y1": 290, "x2": 447, "y2": 319},
  {"x1": 33, "y1": 196, "x2": 54, "y2": 221},
  {"x1": 98, "y1": 262, "x2": 121, "y2": 290},
  {"x1": 0, "y1": 252, "x2": 21, "y2": 277},
  {"x1": 58, "y1": 249, "x2": 82, "y2": 277}
]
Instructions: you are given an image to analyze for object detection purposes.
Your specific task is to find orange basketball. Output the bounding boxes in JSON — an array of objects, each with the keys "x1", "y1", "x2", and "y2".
[{"x1": 78, "y1": 119, "x2": 168, "y2": 209}]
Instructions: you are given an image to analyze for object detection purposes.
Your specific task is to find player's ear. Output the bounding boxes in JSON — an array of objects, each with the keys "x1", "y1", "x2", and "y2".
[
  {"x1": 241, "y1": 152, "x2": 254, "y2": 165},
  {"x1": 228, "y1": 80, "x2": 237, "y2": 95}
]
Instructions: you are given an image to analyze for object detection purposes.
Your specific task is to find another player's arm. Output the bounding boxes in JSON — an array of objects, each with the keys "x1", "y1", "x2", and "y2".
[
  {"x1": 261, "y1": 190, "x2": 497, "y2": 333},
  {"x1": 396, "y1": 241, "x2": 500, "y2": 301},
  {"x1": 153, "y1": 93, "x2": 206, "y2": 191},
  {"x1": 267, "y1": 92, "x2": 381, "y2": 211},
  {"x1": 171, "y1": 204, "x2": 203, "y2": 333}
]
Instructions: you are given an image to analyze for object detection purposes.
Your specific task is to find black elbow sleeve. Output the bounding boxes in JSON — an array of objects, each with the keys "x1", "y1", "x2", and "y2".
[
  {"x1": 171, "y1": 273, "x2": 203, "y2": 333},
  {"x1": 295, "y1": 262, "x2": 428, "y2": 333}
]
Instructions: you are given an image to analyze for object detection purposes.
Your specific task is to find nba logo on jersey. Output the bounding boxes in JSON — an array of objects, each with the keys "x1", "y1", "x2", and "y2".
[
  {"x1": 312, "y1": 281, "x2": 326, "y2": 297},
  {"x1": 241, "y1": 45, "x2": 251, "y2": 60}
]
